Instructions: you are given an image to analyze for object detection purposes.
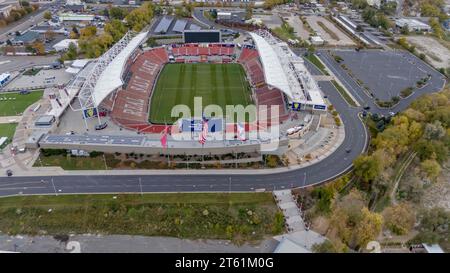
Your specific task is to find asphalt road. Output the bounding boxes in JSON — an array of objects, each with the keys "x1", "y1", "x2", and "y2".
[
  {"x1": 0, "y1": 56, "x2": 368, "y2": 196},
  {"x1": 0, "y1": 55, "x2": 59, "y2": 74},
  {"x1": 0, "y1": 3, "x2": 54, "y2": 42}
]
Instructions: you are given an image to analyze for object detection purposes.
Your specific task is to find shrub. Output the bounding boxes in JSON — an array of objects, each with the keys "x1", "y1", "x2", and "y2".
[{"x1": 89, "y1": 151, "x2": 104, "y2": 158}]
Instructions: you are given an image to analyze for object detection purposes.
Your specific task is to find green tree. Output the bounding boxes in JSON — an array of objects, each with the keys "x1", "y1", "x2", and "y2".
[
  {"x1": 43, "y1": 11, "x2": 52, "y2": 20},
  {"x1": 420, "y1": 159, "x2": 441, "y2": 181},
  {"x1": 419, "y1": 207, "x2": 449, "y2": 233},
  {"x1": 64, "y1": 42, "x2": 78, "y2": 60},
  {"x1": 109, "y1": 7, "x2": 127, "y2": 20},
  {"x1": 104, "y1": 19, "x2": 127, "y2": 42},
  {"x1": 353, "y1": 154, "x2": 382, "y2": 182}
]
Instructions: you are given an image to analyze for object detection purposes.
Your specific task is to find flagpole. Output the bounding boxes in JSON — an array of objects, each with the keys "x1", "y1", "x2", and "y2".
[{"x1": 166, "y1": 121, "x2": 170, "y2": 166}]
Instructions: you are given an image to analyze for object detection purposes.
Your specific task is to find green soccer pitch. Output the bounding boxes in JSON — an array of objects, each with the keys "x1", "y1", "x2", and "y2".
[{"x1": 149, "y1": 63, "x2": 253, "y2": 124}]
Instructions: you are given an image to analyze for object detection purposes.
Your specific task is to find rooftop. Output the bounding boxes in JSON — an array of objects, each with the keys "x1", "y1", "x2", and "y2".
[{"x1": 14, "y1": 31, "x2": 40, "y2": 43}]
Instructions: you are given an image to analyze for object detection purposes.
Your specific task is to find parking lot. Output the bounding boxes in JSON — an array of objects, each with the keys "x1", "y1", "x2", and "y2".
[
  {"x1": 306, "y1": 16, "x2": 355, "y2": 46},
  {"x1": 284, "y1": 14, "x2": 311, "y2": 41},
  {"x1": 330, "y1": 50, "x2": 438, "y2": 101},
  {"x1": 4, "y1": 68, "x2": 73, "y2": 91}
]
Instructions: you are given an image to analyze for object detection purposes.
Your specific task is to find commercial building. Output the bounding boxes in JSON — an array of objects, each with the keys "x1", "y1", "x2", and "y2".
[
  {"x1": 217, "y1": 12, "x2": 232, "y2": 20},
  {"x1": 0, "y1": 73, "x2": 11, "y2": 87},
  {"x1": 58, "y1": 13, "x2": 95, "y2": 22},
  {"x1": 11, "y1": 31, "x2": 41, "y2": 46},
  {"x1": 53, "y1": 39, "x2": 78, "y2": 51},
  {"x1": 310, "y1": 36, "x2": 325, "y2": 45},
  {"x1": 395, "y1": 18, "x2": 431, "y2": 32}
]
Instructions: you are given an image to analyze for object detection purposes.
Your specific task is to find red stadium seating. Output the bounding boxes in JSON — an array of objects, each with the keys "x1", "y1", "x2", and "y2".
[
  {"x1": 105, "y1": 44, "x2": 287, "y2": 135},
  {"x1": 108, "y1": 47, "x2": 169, "y2": 133},
  {"x1": 238, "y1": 48, "x2": 288, "y2": 124}
]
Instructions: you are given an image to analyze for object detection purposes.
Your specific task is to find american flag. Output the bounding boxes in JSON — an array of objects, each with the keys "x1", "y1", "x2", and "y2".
[{"x1": 199, "y1": 116, "x2": 208, "y2": 145}]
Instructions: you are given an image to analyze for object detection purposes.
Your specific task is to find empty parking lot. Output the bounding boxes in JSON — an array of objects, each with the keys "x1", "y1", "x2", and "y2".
[{"x1": 306, "y1": 16, "x2": 355, "y2": 46}]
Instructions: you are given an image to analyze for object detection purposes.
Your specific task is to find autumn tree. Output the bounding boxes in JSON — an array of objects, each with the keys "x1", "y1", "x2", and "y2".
[
  {"x1": 420, "y1": 159, "x2": 441, "y2": 181},
  {"x1": 354, "y1": 207, "x2": 383, "y2": 249},
  {"x1": 43, "y1": 11, "x2": 52, "y2": 20},
  {"x1": 45, "y1": 29, "x2": 56, "y2": 41},
  {"x1": 383, "y1": 203, "x2": 416, "y2": 235},
  {"x1": 104, "y1": 19, "x2": 127, "y2": 42},
  {"x1": 32, "y1": 40, "x2": 45, "y2": 55},
  {"x1": 353, "y1": 154, "x2": 382, "y2": 183}
]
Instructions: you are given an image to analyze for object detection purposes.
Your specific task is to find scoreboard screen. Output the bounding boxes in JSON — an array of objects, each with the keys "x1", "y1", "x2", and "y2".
[{"x1": 183, "y1": 30, "x2": 221, "y2": 43}]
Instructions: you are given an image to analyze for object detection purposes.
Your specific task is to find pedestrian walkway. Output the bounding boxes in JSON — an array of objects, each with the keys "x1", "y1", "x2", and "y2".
[
  {"x1": 0, "y1": 116, "x2": 22, "y2": 124},
  {"x1": 272, "y1": 189, "x2": 327, "y2": 253},
  {"x1": 273, "y1": 189, "x2": 305, "y2": 232}
]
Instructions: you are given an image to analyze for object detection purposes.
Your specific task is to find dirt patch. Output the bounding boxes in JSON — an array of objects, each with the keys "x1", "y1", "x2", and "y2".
[
  {"x1": 422, "y1": 162, "x2": 450, "y2": 210},
  {"x1": 311, "y1": 215, "x2": 330, "y2": 235},
  {"x1": 406, "y1": 36, "x2": 450, "y2": 69}
]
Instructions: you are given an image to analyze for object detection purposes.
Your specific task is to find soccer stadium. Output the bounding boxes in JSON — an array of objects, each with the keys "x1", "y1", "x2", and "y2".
[{"x1": 33, "y1": 29, "x2": 327, "y2": 156}]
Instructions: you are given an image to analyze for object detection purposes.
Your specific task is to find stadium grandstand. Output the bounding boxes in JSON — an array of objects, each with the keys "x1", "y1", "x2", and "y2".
[
  {"x1": 250, "y1": 30, "x2": 326, "y2": 112},
  {"x1": 43, "y1": 27, "x2": 327, "y2": 152}
]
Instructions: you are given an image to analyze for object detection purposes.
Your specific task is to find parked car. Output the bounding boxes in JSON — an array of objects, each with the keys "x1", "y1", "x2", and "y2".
[{"x1": 95, "y1": 122, "x2": 107, "y2": 130}]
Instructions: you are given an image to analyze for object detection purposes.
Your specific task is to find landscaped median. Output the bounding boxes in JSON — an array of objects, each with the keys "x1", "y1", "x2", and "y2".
[
  {"x1": 0, "y1": 193, "x2": 285, "y2": 244},
  {"x1": 304, "y1": 54, "x2": 330, "y2": 76},
  {"x1": 330, "y1": 80, "x2": 358, "y2": 107}
]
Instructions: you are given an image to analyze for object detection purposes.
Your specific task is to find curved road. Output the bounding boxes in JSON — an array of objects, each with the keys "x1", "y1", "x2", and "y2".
[
  {"x1": 0, "y1": 63, "x2": 368, "y2": 196},
  {"x1": 0, "y1": 36, "x2": 446, "y2": 197}
]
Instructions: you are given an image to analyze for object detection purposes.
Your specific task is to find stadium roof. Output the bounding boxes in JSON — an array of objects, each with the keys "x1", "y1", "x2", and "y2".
[
  {"x1": 249, "y1": 32, "x2": 293, "y2": 99},
  {"x1": 154, "y1": 16, "x2": 173, "y2": 33},
  {"x1": 173, "y1": 19, "x2": 187, "y2": 33},
  {"x1": 92, "y1": 32, "x2": 147, "y2": 107},
  {"x1": 250, "y1": 31, "x2": 325, "y2": 108},
  {"x1": 189, "y1": 24, "x2": 201, "y2": 30},
  {"x1": 71, "y1": 59, "x2": 90, "y2": 68}
]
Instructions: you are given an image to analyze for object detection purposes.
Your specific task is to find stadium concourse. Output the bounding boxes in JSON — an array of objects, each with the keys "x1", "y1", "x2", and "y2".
[{"x1": 100, "y1": 42, "x2": 291, "y2": 134}]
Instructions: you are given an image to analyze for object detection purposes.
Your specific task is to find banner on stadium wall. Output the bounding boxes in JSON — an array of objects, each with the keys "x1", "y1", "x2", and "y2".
[
  {"x1": 181, "y1": 118, "x2": 222, "y2": 132},
  {"x1": 313, "y1": 104, "x2": 327, "y2": 110},
  {"x1": 291, "y1": 102, "x2": 302, "y2": 111},
  {"x1": 83, "y1": 108, "x2": 98, "y2": 119}
]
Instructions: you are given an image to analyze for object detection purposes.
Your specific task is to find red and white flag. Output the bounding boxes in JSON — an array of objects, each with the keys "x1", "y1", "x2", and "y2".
[
  {"x1": 199, "y1": 117, "x2": 208, "y2": 145},
  {"x1": 160, "y1": 125, "x2": 169, "y2": 148},
  {"x1": 237, "y1": 122, "x2": 246, "y2": 141}
]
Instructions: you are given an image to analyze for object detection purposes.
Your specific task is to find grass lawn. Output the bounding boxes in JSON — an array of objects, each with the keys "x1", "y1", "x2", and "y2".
[
  {"x1": 304, "y1": 54, "x2": 330, "y2": 76},
  {"x1": 0, "y1": 193, "x2": 285, "y2": 242},
  {"x1": 23, "y1": 68, "x2": 42, "y2": 76},
  {"x1": 34, "y1": 154, "x2": 111, "y2": 170},
  {"x1": 0, "y1": 90, "x2": 43, "y2": 116},
  {"x1": 0, "y1": 123, "x2": 18, "y2": 148},
  {"x1": 149, "y1": 63, "x2": 253, "y2": 124},
  {"x1": 272, "y1": 22, "x2": 298, "y2": 42},
  {"x1": 331, "y1": 80, "x2": 358, "y2": 107}
]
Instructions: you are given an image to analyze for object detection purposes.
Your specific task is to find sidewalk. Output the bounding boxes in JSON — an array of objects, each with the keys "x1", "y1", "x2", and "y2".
[{"x1": 0, "y1": 116, "x2": 22, "y2": 124}]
